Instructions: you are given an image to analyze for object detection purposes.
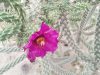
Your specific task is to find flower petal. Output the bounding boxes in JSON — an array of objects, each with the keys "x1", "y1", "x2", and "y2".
[
  {"x1": 35, "y1": 49, "x2": 46, "y2": 57},
  {"x1": 27, "y1": 50, "x2": 36, "y2": 62},
  {"x1": 44, "y1": 29, "x2": 59, "y2": 44},
  {"x1": 23, "y1": 41, "x2": 32, "y2": 51},
  {"x1": 24, "y1": 32, "x2": 40, "y2": 51},
  {"x1": 29, "y1": 32, "x2": 40, "y2": 41},
  {"x1": 44, "y1": 41, "x2": 58, "y2": 53},
  {"x1": 40, "y1": 22, "x2": 50, "y2": 33},
  {"x1": 43, "y1": 29, "x2": 58, "y2": 53},
  {"x1": 26, "y1": 43, "x2": 47, "y2": 58}
]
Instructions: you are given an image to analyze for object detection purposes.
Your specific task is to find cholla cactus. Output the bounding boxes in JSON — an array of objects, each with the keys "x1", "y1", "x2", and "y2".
[{"x1": 0, "y1": 0, "x2": 100, "y2": 75}]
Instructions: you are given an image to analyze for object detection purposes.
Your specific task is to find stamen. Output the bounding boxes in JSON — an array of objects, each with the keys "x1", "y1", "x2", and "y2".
[
  {"x1": 36, "y1": 37, "x2": 45, "y2": 46},
  {"x1": 40, "y1": 41, "x2": 45, "y2": 46}
]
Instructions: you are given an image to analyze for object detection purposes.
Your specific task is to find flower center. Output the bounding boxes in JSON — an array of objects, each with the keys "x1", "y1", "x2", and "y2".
[{"x1": 36, "y1": 37, "x2": 45, "y2": 46}]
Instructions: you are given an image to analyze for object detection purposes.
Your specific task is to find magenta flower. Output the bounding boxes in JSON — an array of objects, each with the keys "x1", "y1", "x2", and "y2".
[{"x1": 24, "y1": 22, "x2": 59, "y2": 62}]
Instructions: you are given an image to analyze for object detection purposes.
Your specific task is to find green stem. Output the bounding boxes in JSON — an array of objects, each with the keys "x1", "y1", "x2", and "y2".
[{"x1": 0, "y1": 54, "x2": 26, "y2": 75}]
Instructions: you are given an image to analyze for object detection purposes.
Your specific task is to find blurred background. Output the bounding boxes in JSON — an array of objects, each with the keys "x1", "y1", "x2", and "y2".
[{"x1": 0, "y1": 0, "x2": 100, "y2": 75}]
